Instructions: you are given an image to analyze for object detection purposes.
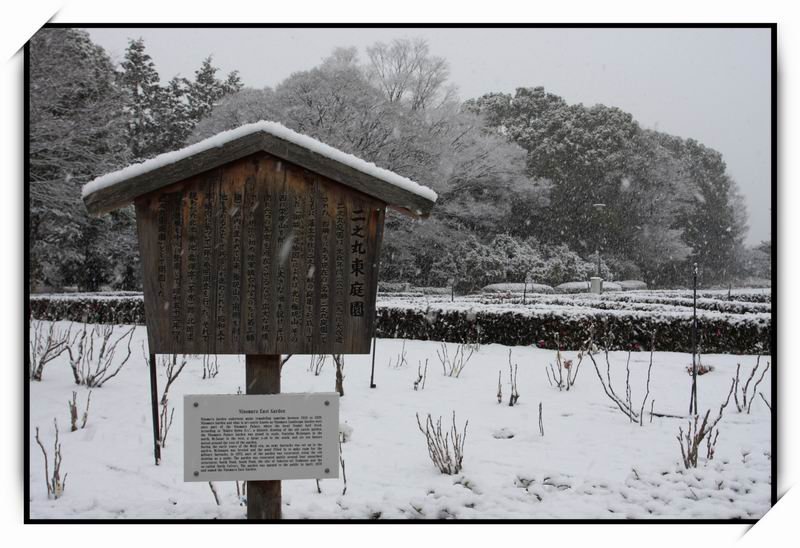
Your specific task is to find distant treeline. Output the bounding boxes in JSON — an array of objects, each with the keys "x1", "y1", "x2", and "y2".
[{"x1": 28, "y1": 30, "x2": 770, "y2": 293}]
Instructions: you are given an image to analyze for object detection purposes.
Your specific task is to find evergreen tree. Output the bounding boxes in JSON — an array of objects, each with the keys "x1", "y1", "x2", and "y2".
[
  {"x1": 29, "y1": 28, "x2": 132, "y2": 291},
  {"x1": 120, "y1": 38, "x2": 164, "y2": 160},
  {"x1": 188, "y1": 56, "x2": 237, "y2": 122}
]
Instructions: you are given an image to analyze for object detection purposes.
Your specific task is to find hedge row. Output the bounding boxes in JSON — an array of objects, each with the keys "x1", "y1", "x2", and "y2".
[
  {"x1": 470, "y1": 293, "x2": 771, "y2": 315},
  {"x1": 29, "y1": 293, "x2": 770, "y2": 354},
  {"x1": 29, "y1": 295, "x2": 147, "y2": 326},
  {"x1": 375, "y1": 305, "x2": 770, "y2": 354}
]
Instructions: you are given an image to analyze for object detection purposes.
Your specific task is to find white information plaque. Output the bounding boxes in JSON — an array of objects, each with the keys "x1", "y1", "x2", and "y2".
[{"x1": 183, "y1": 393, "x2": 339, "y2": 482}]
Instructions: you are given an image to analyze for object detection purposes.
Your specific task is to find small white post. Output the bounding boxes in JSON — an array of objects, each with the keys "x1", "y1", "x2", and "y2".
[{"x1": 590, "y1": 276, "x2": 603, "y2": 295}]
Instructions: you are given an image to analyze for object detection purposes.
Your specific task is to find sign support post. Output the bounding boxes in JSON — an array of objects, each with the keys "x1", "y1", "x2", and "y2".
[{"x1": 245, "y1": 354, "x2": 282, "y2": 520}]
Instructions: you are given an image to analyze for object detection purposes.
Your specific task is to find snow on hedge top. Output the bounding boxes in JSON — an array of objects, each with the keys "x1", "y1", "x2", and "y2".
[{"x1": 81, "y1": 120, "x2": 438, "y2": 203}]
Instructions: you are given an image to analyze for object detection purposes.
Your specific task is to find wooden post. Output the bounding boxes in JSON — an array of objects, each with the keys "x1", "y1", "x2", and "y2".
[
  {"x1": 148, "y1": 353, "x2": 161, "y2": 465},
  {"x1": 246, "y1": 354, "x2": 282, "y2": 520}
]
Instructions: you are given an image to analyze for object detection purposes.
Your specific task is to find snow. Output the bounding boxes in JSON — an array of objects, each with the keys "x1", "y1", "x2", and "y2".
[
  {"x1": 81, "y1": 120, "x2": 438, "y2": 204},
  {"x1": 482, "y1": 283, "x2": 555, "y2": 294},
  {"x1": 29, "y1": 321, "x2": 771, "y2": 519},
  {"x1": 617, "y1": 280, "x2": 648, "y2": 291}
]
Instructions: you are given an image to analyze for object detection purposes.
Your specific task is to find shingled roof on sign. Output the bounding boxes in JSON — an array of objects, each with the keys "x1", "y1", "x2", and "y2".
[{"x1": 82, "y1": 120, "x2": 438, "y2": 218}]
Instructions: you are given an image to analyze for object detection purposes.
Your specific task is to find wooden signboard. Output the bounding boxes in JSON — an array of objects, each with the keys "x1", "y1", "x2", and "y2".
[{"x1": 134, "y1": 151, "x2": 385, "y2": 355}]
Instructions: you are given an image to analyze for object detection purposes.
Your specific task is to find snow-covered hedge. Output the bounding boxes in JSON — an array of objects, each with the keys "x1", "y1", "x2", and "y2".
[
  {"x1": 377, "y1": 282, "x2": 412, "y2": 293},
  {"x1": 617, "y1": 280, "x2": 648, "y2": 291},
  {"x1": 482, "y1": 283, "x2": 555, "y2": 294},
  {"x1": 29, "y1": 292, "x2": 771, "y2": 354},
  {"x1": 555, "y1": 281, "x2": 622, "y2": 293},
  {"x1": 375, "y1": 304, "x2": 769, "y2": 354},
  {"x1": 29, "y1": 293, "x2": 146, "y2": 325}
]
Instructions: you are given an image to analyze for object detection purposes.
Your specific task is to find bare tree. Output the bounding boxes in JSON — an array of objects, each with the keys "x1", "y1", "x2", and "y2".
[
  {"x1": 366, "y1": 38, "x2": 453, "y2": 112},
  {"x1": 29, "y1": 320, "x2": 71, "y2": 381}
]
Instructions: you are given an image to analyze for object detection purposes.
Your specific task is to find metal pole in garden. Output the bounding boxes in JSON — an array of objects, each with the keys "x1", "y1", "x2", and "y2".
[
  {"x1": 689, "y1": 262, "x2": 698, "y2": 415},
  {"x1": 369, "y1": 336, "x2": 377, "y2": 389},
  {"x1": 148, "y1": 353, "x2": 161, "y2": 465}
]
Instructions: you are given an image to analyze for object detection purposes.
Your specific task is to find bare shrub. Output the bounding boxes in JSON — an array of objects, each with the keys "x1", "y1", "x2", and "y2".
[
  {"x1": 333, "y1": 354, "x2": 345, "y2": 397},
  {"x1": 686, "y1": 360, "x2": 714, "y2": 376},
  {"x1": 415, "y1": 411, "x2": 468, "y2": 475},
  {"x1": 538, "y1": 402, "x2": 544, "y2": 436},
  {"x1": 67, "y1": 324, "x2": 135, "y2": 387},
  {"x1": 733, "y1": 357, "x2": 770, "y2": 414},
  {"x1": 677, "y1": 378, "x2": 735, "y2": 468},
  {"x1": 413, "y1": 359, "x2": 428, "y2": 391},
  {"x1": 202, "y1": 355, "x2": 219, "y2": 379},
  {"x1": 68, "y1": 390, "x2": 91, "y2": 432},
  {"x1": 339, "y1": 431, "x2": 348, "y2": 496},
  {"x1": 236, "y1": 480, "x2": 247, "y2": 505},
  {"x1": 35, "y1": 419, "x2": 67, "y2": 499},
  {"x1": 208, "y1": 482, "x2": 221, "y2": 505},
  {"x1": 507, "y1": 350, "x2": 520, "y2": 406},
  {"x1": 436, "y1": 342, "x2": 474, "y2": 378},
  {"x1": 308, "y1": 354, "x2": 326, "y2": 376},
  {"x1": 159, "y1": 354, "x2": 187, "y2": 448},
  {"x1": 496, "y1": 370, "x2": 502, "y2": 403},
  {"x1": 759, "y1": 392, "x2": 771, "y2": 412},
  {"x1": 546, "y1": 344, "x2": 584, "y2": 391},
  {"x1": 586, "y1": 332, "x2": 655, "y2": 425},
  {"x1": 29, "y1": 320, "x2": 71, "y2": 381},
  {"x1": 389, "y1": 340, "x2": 408, "y2": 368}
]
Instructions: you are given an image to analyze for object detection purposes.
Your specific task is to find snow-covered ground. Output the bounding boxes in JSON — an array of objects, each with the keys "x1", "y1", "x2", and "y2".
[{"x1": 28, "y1": 322, "x2": 771, "y2": 520}]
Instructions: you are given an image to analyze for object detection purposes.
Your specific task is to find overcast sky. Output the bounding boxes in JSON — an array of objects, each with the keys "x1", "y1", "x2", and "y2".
[{"x1": 86, "y1": 27, "x2": 772, "y2": 245}]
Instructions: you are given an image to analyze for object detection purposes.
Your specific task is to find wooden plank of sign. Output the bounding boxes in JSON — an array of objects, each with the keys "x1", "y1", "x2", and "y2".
[{"x1": 135, "y1": 151, "x2": 384, "y2": 356}]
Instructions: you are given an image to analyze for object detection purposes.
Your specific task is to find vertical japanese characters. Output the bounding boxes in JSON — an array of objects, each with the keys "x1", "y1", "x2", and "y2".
[{"x1": 143, "y1": 154, "x2": 383, "y2": 355}]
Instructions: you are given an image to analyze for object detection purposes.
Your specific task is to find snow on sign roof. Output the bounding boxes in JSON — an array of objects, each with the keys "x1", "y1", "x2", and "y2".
[{"x1": 82, "y1": 120, "x2": 437, "y2": 218}]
